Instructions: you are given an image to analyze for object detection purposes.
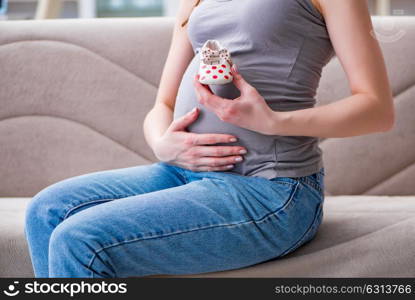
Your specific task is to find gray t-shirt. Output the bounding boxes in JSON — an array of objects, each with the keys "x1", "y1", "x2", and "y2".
[{"x1": 173, "y1": 0, "x2": 335, "y2": 179}]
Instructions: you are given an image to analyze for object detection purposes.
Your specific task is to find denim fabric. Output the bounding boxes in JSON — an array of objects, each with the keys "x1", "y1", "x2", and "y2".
[{"x1": 24, "y1": 162, "x2": 325, "y2": 278}]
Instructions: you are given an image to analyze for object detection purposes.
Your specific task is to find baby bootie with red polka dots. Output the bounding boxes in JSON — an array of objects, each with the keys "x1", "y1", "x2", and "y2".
[{"x1": 198, "y1": 39, "x2": 233, "y2": 85}]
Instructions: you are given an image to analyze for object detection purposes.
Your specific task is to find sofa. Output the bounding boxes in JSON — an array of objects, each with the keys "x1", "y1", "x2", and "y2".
[{"x1": 0, "y1": 16, "x2": 414, "y2": 278}]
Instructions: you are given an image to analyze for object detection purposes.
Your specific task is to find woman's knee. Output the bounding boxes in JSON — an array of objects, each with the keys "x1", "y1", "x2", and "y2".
[
  {"x1": 25, "y1": 183, "x2": 66, "y2": 230},
  {"x1": 48, "y1": 217, "x2": 103, "y2": 277},
  {"x1": 49, "y1": 220, "x2": 80, "y2": 257},
  {"x1": 49, "y1": 211, "x2": 102, "y2": 255}
]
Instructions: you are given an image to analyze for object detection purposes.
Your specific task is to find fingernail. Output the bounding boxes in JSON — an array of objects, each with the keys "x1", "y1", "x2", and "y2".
[
  {"x1": 235, "y1": 157, "x2": 243, "y2": 162},
  {"x1": 232, "y1": 64, "x2": 238, "y2": 74},
  {"x1": 190, "y1": 107, "x2": 197, "y2": 113},
  {"x1": 229, "y1": 137, "x2": 237, "y2": 142},
  {"x1": 239, "y1": 149, "x2": 247, "y2": 154}
]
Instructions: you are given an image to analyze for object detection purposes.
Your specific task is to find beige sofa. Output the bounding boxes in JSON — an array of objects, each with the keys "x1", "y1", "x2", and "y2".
[{"x1": 0, "y1": 16, "x2": 414, "y2": 278}]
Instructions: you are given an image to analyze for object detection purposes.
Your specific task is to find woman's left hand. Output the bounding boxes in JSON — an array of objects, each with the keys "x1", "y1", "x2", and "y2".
[{"x1": 193, "y1": 64, "x2": 280, "y2": 135}]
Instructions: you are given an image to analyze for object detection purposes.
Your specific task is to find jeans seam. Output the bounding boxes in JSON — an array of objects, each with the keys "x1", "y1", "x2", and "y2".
[
  {"x1": 177, "y1": 168, "x2": 189, "y2": 184},
  {"x1": 299, "y1": 177, "x2": 322, "y2": 193},
  {"x1": 160, "y1": 162, "x2": 188, "y2": 184},
  {"x1": 63, "y1": 194, "x2": 133, "y2": 220},
  {"x1": 86, "y1": 181, "x2": 301, "y2": 271},
  {"x1": 269, "y1": 179, "x2": 297, "y2": 186},
  {"x1": 279, "y1": 202, "x2": 323, "y2": 257}
]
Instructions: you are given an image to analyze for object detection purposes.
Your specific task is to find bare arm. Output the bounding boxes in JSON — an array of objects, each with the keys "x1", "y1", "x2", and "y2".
[
  {"x1": 273, "y1": 0, "x2": 395, "y2": 137},
  {"x1": 143, "y1": 0, "x2": 196, "y2": 149},
  {"x1": 192, "y1": 0, "x2": 395, "y2": 138}
]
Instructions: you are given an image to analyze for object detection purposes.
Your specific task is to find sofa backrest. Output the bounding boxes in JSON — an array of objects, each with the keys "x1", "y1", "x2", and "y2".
[
  {"x1": 318, "y1": 17, "x2": 415, "y2": 196},
  {"x1": 0, "y1": 16, "x2": 414, "y2": 197}
]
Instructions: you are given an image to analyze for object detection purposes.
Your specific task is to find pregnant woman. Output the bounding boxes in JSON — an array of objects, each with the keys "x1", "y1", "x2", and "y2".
[{"x1": 25, "y1": 0, "x2": 394, "y2": 278}]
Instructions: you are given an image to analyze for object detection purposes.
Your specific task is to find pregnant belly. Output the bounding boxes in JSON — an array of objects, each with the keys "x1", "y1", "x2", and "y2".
[{"x1": 173, "y1": 55, "x2": 277, "y2": 175}]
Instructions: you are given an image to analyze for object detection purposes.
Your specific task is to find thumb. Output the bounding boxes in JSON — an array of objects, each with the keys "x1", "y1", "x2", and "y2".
[
  {"x1": 169, "y1": 107, "x2": 199, "y2": 132},
  {"x1": 231, "y1": 64, "x2": 252, "y2": 94}
]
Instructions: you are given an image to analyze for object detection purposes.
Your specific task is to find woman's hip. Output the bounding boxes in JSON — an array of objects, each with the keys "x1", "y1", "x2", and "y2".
[{"x1": 178, "y1": 165, "x2": 326, "y2": 257}]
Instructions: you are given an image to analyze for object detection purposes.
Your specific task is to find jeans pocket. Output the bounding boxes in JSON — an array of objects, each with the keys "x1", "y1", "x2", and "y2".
[
  {"x1": 278, "y1": 201, "x2": 324, "y2": 257},
  {"x1": 298, "y1": 168, "x2": 325, "y2": 197}
]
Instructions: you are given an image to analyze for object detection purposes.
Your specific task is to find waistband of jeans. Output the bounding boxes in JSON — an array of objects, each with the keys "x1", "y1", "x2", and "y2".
[{"x1": 295, "y1": 167, "x2": 324, "y2": 193}]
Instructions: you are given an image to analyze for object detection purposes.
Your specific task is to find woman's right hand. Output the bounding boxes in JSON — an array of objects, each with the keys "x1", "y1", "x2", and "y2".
[{"x1": 153, "y1": 107, "x2": 247, "y2": 172}]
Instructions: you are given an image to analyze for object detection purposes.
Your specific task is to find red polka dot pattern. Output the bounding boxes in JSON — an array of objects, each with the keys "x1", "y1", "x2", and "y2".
[{"x1": 199, "y1": 62, "x2": 233, "y2": 83}]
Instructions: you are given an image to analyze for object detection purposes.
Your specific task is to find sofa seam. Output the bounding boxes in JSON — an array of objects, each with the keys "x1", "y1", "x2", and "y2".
[
  {"x1": 0, "y1": 114, "x2": 153, "y2": 163},
  {"x1": 0, "y1": 39, "x2": 158, "y2": 88}
]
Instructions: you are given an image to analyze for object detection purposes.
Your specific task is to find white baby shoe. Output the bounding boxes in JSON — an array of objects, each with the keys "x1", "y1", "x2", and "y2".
[{"x1": 198, "y1": 39, "x2": 234, "y2": 85}]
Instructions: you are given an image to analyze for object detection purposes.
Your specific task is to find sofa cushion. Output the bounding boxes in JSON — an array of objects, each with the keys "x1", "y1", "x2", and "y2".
[
  {"x1": 0, "y1": 198, "x2": 33, "y2": 277},
  {"x1": 3, "y1": 196, "x2": 415, "y2": 278}
]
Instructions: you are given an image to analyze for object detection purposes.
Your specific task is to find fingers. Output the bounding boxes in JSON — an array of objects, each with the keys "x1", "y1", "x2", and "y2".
[
  {"x1": 169, "y1": 107, "x2": 199, "y2": 132},
  {"x1": 191, "y1": 164, "x2": 235, "y2": 172},
  {"x1": 188, "y1": 133, "x2": 239, "y2": 145},
  {"x1": 194, "y1": 155, "x2": 244, "y2": 167},
  {"x1": 189, "y1": 164, "x2": 235, "y2": 172},
  {"x1": 194, "y1": 74, "x2": 213, "y2": 93},
  {"x1": 191, "y1": 145, "x2": 247, "y2": 157},
  {"x1": 194, "y1": 74, "x2": 228, "y2": 110},
  {"x1": 231, "y1": 64, "x2": 254, "y2": 94},
  {"x1": 183, "y1": 145, "x2": 247, "y2": 172}
]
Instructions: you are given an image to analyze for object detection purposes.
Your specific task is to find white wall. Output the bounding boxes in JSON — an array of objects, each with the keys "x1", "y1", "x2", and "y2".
[
  {"x1": 163, "y1": 0, "x2": 179, "y2": 17},
  {"x1": 164, "y1": 0, "x2": 415, "y2": 17},
  {"x1": 368, "y1": 0, "x2": 415, "y2": 15},
  {"x1": 5, "y1": 0, "x2": 415, "y2": 21}
]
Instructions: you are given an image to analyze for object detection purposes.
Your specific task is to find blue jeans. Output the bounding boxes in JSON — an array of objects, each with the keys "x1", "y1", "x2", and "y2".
[{"x1": 24, "y1": 162, "x2": 325, "y2": 278}]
